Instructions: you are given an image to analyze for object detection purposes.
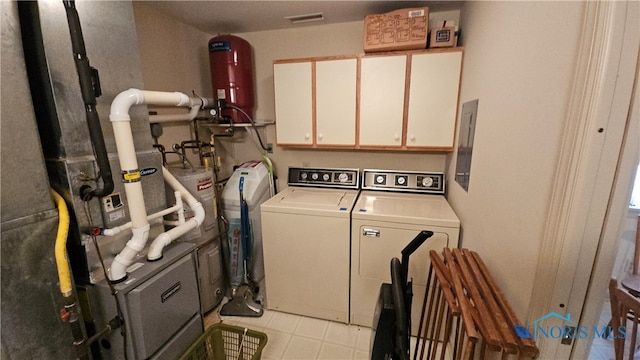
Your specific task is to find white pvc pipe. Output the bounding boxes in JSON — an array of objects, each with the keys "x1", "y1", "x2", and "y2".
[
  {"x1": 175, "y1": 189, "x2": 186, "y2": 225},
  {"x1": 102, "y1": 201, "x2": 183, "y2": 236},
  {"x1": 147, "y1": 167, "x2": 205, "y2": 261},
  {"x1": 109, "y1": 91, "x2": 150, "y2": 281},
  {"x1": 148, "y1": 97, "x2": 215, "y2": 123},
  {"x1": 148, "y1": 106, "x2": 200, "y2": 123},
  {"x1": 108, "y1": 88, "x2": 207, "y2": 281}
]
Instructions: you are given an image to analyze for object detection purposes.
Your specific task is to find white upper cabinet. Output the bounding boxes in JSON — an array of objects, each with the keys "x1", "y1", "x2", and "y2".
[
  {"x1": 273, "y1": 48, "x2": 463, "y2": 151},
  {"x1": 406, "y1": 51, "x2": 463, "y2": 149},
  {"x1": 316, "y1": 59, "x2": 357, "y2": 146},
  {"x1": 273, "y1": 62, "x2": 313, "y2": 145},
  {"x1": 358, "y1": 55, "x2": 407, "y2": 147}
]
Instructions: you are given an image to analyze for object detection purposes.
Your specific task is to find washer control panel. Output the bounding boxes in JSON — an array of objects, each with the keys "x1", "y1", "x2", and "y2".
[
  {"x1": 362, "y1": 169, "x2": 445, "y2": 194},
  {"x1": 288, "y1": 167, "x2": 360, "y2": 189}
]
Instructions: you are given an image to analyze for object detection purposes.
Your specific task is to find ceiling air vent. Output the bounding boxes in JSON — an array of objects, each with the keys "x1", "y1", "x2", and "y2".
[{"x1": 285, "y1": 12, "x2": 324, "y2": 24}]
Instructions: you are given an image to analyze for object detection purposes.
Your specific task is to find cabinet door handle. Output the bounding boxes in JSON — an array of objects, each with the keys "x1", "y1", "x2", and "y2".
[
  {"x1": 363, "y1": 228, "x2": 380, "y2": 237},
  {"x1": 318, "y1": 133, "x2": 324, "y2": 141},
  {"x1": 304, "y1": 133, "x2": 310, "y2": 140},
  {"x1": 394, "y1": 134, "x2": 400, "y2": 141},
  {"x1": 409, "y1": 134, "x2": 416, "y2": 141}
]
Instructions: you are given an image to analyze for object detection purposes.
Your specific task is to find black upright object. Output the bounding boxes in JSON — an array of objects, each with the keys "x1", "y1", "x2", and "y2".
[
  {"x1": 63, "y1": 0, "x2": 114, "y2": 200},
  {"x1": 370, "y1": 230, "x2": 434, "y2": 360}
]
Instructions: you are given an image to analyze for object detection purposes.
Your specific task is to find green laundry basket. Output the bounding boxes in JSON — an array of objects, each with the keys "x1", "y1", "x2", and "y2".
[{"x1": 180, "y1": 323, "x2": 268, "y2": 360}]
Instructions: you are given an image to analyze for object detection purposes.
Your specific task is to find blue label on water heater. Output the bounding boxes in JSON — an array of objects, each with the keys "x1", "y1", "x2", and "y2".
[{"x1": 209, "y1": 41, "x2": 232, "y2": 52}]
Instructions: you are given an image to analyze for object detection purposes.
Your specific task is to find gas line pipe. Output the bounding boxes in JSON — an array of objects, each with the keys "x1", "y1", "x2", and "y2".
[
  {"x1": 108, "y1": 89, "x2": 206, "y2": 282},
  {"x1": 51, "y1": 188, "x2": 89, "y2": 360}
]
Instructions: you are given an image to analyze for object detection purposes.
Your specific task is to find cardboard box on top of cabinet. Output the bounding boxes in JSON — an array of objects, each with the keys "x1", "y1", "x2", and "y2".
[
  {"x1": 429, "y1": 21, "x2": 458, "y2": 48},
  {"x1": 363, "y1": 7, "x2": 429, "y2": 53}
]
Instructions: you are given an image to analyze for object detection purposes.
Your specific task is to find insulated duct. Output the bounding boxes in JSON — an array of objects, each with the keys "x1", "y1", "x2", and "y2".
[
  {"x1": 63, "y1": 0, "x2": 114, "y2": 200},
  {"x1": 108, "y1": 89, "x2": 207, "y2": 282}
]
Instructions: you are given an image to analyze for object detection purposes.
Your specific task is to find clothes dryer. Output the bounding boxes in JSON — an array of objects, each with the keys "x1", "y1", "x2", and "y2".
[
  {"x1": 351, "y1": 169, "x2": 460, "y2": 335},
  {"x1": 260, "y1": 167, "x2": 360, "y2": 322}
]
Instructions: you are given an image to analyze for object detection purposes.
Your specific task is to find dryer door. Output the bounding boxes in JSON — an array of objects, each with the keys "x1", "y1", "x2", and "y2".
[{"x1": 350, "y1": 221, "x2": 454, "y2": 335}]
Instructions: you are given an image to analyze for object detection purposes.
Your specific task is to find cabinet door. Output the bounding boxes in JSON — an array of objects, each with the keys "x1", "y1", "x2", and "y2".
[
  {"x1": 406, "y1": 51, "x2": 462, "y2": 148},
  {"x1": 316, "y1": 59, "x2": 357, "y2": 146},
  {"x1": 274, "y1": 62, "x2": 313, "y2": 145},
  {"x1": 359, "y1": 55, "x2": 407, "y2": 147}
]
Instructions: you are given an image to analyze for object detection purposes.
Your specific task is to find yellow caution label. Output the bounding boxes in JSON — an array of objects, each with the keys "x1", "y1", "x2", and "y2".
[{"x1": 121, "y1": 170, "x2": 141, "y2": 183}]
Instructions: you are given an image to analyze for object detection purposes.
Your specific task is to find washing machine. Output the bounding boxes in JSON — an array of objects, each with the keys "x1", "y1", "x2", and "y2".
[
  {"x1": 350, "y1": 169, "x2": 460, "y2": 336},
  {"x1": 260, "y1": 167, "x2": 360, "y2": 323}
]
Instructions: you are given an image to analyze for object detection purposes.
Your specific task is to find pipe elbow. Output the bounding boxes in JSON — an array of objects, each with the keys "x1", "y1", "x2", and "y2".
[
  {"x1": 110, "y1": 88, "x2": 143, "y2": 122},
  {"x1": 191, "y1": 202, "x2": 205, "y2": 226},
  {"x1": 147, "y1": 233, "x2": 171, "y2": 261},
  {"x1": 108, "y1": 224, "x2": 150, "y2": 282},
  {"x1": 109, "y1": 257, "x2": 129, "y2": 283}
]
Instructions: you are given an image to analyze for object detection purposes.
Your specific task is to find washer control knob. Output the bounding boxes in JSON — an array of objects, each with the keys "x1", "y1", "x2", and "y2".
[
  {"x1": 311, "y1": 173, "x2": 319, "y2": 180},
  {"x1": 422, "y1": 177, "x2": 434, "y2": 187},
  {"x1": 322, "y1": 173, "x2": 330, "y2": 181},
  {"x1": 300, "y1": 172, "x2": 308, "y2": 180},
  {"x1": 338, "y1": 173, "x2": 349, "y2": 183},
  {"x1": 376, "y1": 175, "x2": 385, "y2": 185}
]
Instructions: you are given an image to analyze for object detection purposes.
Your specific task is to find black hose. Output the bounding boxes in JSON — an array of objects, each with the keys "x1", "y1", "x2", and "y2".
[
  {"x1": 226, "y1": 103, "x2": 273, "y2": 153},
  {"x1": 63, "y1": 0, "x2": 114, "y2": 200}
]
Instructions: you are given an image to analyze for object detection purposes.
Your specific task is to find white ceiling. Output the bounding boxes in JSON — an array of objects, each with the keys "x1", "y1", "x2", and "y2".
[{"x1": 141, "y1": 1, "x2": 463, "y2": 35}]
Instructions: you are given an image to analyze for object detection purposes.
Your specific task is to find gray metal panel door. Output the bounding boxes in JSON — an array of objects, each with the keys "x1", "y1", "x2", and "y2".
[{"x1": 127, "y1": 253, "x2": 200, "y2": 359}]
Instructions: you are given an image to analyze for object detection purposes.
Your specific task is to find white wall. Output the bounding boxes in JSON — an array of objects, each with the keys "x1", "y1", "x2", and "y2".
[
  {"x1": 132, "y1": 3, "x2": 213, "y2": 166},
  {"x1": 447, "y1": 1, "x2": 585, "y2": 319}
]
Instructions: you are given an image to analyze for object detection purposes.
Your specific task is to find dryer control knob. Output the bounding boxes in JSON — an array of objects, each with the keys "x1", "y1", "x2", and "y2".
[
  {"x1": 311, "y1": 173, "x2": 319, "y2": 180},
  {"x1": 338, "y1": 173, "x2": 349, "y2": 183},
  {"x1": 422, "y1": 177, "x2": 434, "y2": 187}
]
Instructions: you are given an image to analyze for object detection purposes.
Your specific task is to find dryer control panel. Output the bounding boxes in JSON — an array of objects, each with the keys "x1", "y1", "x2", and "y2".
[
  {"x1": 362, "y1": 169, "x2": 445, "y2": 194},
  {"x1": 288, "y1": 167, "x2": 360, "y2": 189}
]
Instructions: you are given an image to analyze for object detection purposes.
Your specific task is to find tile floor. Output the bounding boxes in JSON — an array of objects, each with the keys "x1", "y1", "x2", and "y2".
[
  {"x1": 205, "y1": 303, "x2": 628, "y2": 360},
  {"x1": 206, "y1": 309, "x2": 372, "y2": 359},
  {"x1": 586, "y1": 299, "x2": 640, "y2": 359},
  {"x1": 587, "y1": 300, "x2": 615, "y2": 359}
]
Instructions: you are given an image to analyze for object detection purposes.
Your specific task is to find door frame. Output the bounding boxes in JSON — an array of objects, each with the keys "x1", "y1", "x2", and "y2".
[{"x1": 526, "y1": 0, "x2": 640, "y2": 358}]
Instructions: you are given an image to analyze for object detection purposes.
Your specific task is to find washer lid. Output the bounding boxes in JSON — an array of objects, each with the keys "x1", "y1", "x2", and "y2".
[
  {"x1": 260, "y1": 187, "x2": 359, "y2": 217},
  {"x1": 352, "y1": 191, "x2": 460, "y2": 227}
]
